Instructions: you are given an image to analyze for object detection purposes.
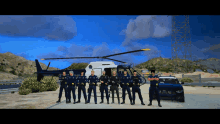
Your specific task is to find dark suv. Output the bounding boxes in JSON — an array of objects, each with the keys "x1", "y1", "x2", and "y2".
[{"x1": 149, "y1": 76, "x2": 185, "y2": 102}]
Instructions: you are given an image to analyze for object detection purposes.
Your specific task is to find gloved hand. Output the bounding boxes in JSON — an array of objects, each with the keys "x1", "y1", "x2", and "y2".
[
  {"x1": 127, "y1": 83, "x2": 129, "y2": 85},
  {"x1": 112, "y1": 81, "x2": 115, "y2": 83}
]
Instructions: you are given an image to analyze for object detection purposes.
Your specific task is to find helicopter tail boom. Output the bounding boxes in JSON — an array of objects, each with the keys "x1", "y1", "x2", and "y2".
[{"x1": 35, "y1": 59, "x2": 43, "y2": 72}]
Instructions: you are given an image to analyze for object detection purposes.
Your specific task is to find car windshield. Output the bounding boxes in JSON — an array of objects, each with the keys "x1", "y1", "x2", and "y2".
[{"x1": 159, "y1": 78, "x2": 179, "y2": 84}]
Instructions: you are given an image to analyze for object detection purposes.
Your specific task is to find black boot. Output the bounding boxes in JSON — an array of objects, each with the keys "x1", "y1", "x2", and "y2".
[
  {"x1": 148, "y1": 102, "x2": 152, "y2": 106},
  {"x1": 73, "y1": 99, "x2": 76, "y2": 104},
  {"x1": 66, "y1": 98, "x2": 69, "y2": 103},
  {"x1": 158, "y1": 102, "x2": 162, "y2": 107},
  {"x1": 75, "y1": 100, "x2": 80, "y2": 103},
  {"x1": 130, "y1": 100, "x2": 133, "y2": 105},
  {"x1": 100, "y1": 100, "x2": 103, "y2": 104},
  {"x1": 121, "y1": 100, "x2": 125, "y2": 104},
  {"x1": 85, "y1": 98, "x2": 88, "y2": 104},
  {"x1": 131, "y1": 101, "x2": 135, "y2": 105},
  {"x1": 107, "y1": 100, "x2": 109, "y2": 104},
  {"x1": 56, "y1": 98, "x2": 61, "y2": 103},
  {"x1": 141, "y1": 101, "x2": 145, "y2": 105}
]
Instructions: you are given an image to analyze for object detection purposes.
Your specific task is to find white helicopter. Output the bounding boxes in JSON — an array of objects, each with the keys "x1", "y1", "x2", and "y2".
[{"x1": 38, "y1": 48, "x2": 151, "y2": 84}]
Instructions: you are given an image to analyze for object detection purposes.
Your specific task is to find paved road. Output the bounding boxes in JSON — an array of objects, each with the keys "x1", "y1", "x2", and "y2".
[
  {"x1": 0, "y1": 88, "x2": 19, "y2": 94},
  {"x1": 46, "y1": 93, "x2": 220, "y2": 109}
]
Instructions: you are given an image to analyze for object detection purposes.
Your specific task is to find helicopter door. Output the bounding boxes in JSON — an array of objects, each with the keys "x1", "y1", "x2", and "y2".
[{"x1": 104, "y1": 68, "x2": 111, "y2": 77}]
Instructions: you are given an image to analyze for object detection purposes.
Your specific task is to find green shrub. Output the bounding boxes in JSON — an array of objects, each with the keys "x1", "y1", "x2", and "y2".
[
  {"x1": 40, "y1": 76, "x2": 59, "y2": 91},
  {"x1": 18, "y1": 76, "x2": 59, "y2": 95},
  {"x1": 180, "y1": 77, "x2": 193, "y2": 83},
  {"x1": 18, "y1": 88, "x2": 32, "y2": 95}
]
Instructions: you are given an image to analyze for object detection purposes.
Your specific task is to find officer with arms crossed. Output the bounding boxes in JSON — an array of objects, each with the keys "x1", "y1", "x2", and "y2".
[
  {"x1": 87, "y1": 70, "x2": 99, "y2": 104},
  {"x1": 99, "y1": 71, "x2": 109, "y2": 104},
  {"x1": 57, "y1": 71, "x2": 68, "y2": 103},
  {"x1": 120, "y1": 70, "x2": 133, "y2": 105},
  {"x1": 148, "y1": 69, "x2": 162, "y2": 107},
  {"x1": 75, "y1": 71, "x2": 88, "y2": 104},
  {"x1": 109, "y1": 70, "x2": 120, "y2": 104},
  {"x1": 66, "y1": 71, "x2": 76, "y2": 104},
  {"x1": 131, "y1": 70, "x2": 145, "y2": 105}
]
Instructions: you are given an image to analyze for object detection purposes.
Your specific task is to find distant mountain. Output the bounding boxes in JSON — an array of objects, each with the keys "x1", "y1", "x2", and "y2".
[
  {"x1": 0, "y1": 52, "x2": 59, "y2": 79},
  {"x1": 134, "y1": 57, "x2": 220, "y2": 73}
]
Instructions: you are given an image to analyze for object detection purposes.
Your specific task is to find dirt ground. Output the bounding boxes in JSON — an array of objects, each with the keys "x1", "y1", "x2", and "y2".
[
  {"x1": 1, "y1": 84, "x2": 220, "y2": 109},
  {"x1": 161, "y1": 72, "x2": 220, "y2": 78}
]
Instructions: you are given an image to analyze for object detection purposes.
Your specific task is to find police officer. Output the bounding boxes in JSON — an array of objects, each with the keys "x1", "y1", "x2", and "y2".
[
  {"x1": 57, "y1": 71, "x2": 68, "y2": 103},
  {"x1": 99, "y1": 71, "x2": 109, "y2": 104},
  {"x1": 67, "y1": 71, "x2": 76, "y2": 104},
  {"x1": 75, "y1": 71, "x2": 88, "y2": 104},
  {"x1": 131, "y1": 70, "x2": 145, "y2": 105},
  {"x1": 109, "y1": 71, "x2": 120, "y2": 104},
  {"x1": 148, "y1": 69, "x2": 162, "y2": 107},
  {"x1": 120, "y1": 70, "x2": 133, "y2": 105},
  {"x1": 87, "y1": 70, "x2": 99, "y2": 104}
]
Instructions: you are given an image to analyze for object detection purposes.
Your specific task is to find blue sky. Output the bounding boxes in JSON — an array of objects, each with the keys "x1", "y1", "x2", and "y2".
[{"x1": 0, "y1": 15, "x2": 219, "y2": 69}]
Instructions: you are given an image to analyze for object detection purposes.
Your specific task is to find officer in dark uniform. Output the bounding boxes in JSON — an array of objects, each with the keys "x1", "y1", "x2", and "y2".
[
  {"x1": 109, "y1": 71, "x2": 120, "y2": 104},
  {"x1": 75, "y1": 71, "x2": 88, "y2": 104},
  {"x1": 67, "y1": 71, "x2": 76, "y2": 104},
  {"x1": 99, "y1": 71, "x2": 109, "y2": 104},
  {"x1": 87, "y1": 70, "x2": 99, "y2": 104},
  {"x1": 148, "y1": 69, "x2": 162, "y2": 107},
  {"x1": 120, "y1": 70, "x2": 133, "y2": 105},
  {"x1": 131, "y1": 70, "x2": 145, "y2": 105},
  {"x1": 57, "y1": 71, "x2": 68, "y2": 103}
]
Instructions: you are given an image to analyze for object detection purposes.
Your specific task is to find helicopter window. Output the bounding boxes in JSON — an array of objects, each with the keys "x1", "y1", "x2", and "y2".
[
  {"x1": 89, "y1": 65, "x2": 92, "y2": 69},
  {"x1": 102, "y1": 64, "x2": 110, "y2": 65}
]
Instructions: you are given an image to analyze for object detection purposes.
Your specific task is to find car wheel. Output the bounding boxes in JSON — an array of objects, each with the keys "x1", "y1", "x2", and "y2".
[
  {"x1": 179, "y1": 95, "x2": 185, "y2": 102},
  {"x1": 176, "y1": 95, "x2": 185, "y2": 102}
]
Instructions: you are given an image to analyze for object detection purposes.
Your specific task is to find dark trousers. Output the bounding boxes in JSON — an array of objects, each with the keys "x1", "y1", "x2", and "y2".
[
  {"x1": 58, "y1": 84, "x2": 67, "y2": 99},
  {"x1": 87, "y1": 85, "x2": 97, "y2": 103},
  {"x1": 122, "y1": 86, "x2": 132, "y2": 101},
  {"x1": 132, "y1": 86, "x2": 143, "y2": 102},
  {"x1": 149, "y1": 87, "x2": 160, "y2": 103},
  {"x1": 111, "y1": 85, "x2": 120, "y2": 102},
  {"x1": 77, "y1": 86, "x2": 87, "y2": 101},
  {"x1": 68, "y1": 85, "x2": 76, "y2": 100},
  {"x1": 100, "y1": 85, "x2": 109, "y2": 101}
]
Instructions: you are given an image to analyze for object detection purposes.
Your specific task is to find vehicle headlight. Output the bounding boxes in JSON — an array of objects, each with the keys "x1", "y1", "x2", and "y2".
[{"x1": 176, "y1": 90, "x2": 183, "y2": 93}]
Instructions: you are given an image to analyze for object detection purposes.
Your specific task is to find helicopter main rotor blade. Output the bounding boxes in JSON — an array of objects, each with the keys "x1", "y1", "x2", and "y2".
[
  {"x1": 103, "y1": 49, "x2": 151, "y2": 58},
  {"x1": 41, "y1": 57, "x2": 100, "y2": 60},
  {"x1": 104, "y1": 58, "x2": 127, "y2": 64}
]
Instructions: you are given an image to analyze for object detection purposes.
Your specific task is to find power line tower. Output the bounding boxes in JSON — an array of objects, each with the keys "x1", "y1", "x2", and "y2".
[{"x1": 171, "y1": 15, "x2": 192, "y2": 73}]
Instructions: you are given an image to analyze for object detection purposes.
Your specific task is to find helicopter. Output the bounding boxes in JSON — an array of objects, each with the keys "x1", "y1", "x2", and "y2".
[{"x1": 35, "y1": 48, "x2": 151, "y2": 86}]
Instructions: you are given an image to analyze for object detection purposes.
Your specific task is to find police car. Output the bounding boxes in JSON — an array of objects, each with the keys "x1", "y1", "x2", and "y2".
[{"x1": 149, "y1": 76, "x2": 185, "y2": 102}]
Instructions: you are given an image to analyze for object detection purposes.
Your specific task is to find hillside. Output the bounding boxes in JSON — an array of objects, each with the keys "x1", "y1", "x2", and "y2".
[
  {"x1": 64, "y1": 63, "x2": 89, "y2": 70},
  {"x1": 0, "y1": 52, "x2": 60, "y2": 80},
  {"x1": 134, "y1": 57, "x2": 220, "y2": 73}
]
